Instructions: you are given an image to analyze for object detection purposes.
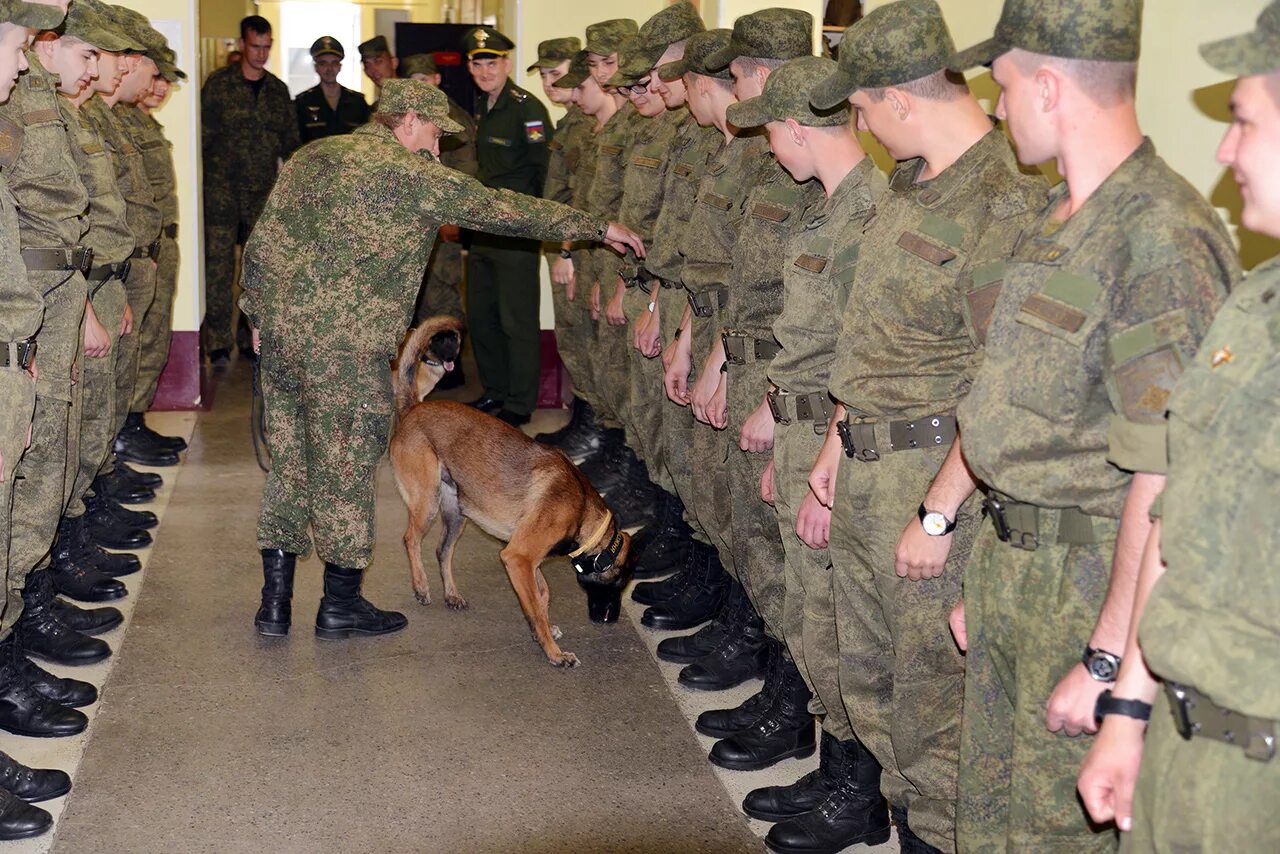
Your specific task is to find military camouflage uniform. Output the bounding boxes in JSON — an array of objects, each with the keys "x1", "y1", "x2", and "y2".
[
  {"x1": 956, "y1": 140, "x2": 1237, "y2": 852},
  {"x1": 130, "y1": 106, "x2": 179, "y2": 411},
  {"x1": 241, "y1": 121, "x2": 607, "y2": 567},
  {"x1": 0, "y1": 53, "x2": 90, "y2": 627},
  {"x1": 544, "y1": 105, "x2": 594, "y2": 394},
  {"x1": 415, "y1": 97, "x2": 478, "y2": 325},
  {"x1": 201, "y1": 63, "x2": 300, "y2": 354},
  {"x1": 770, "y1": 157, "x2": 885, "y2": 742},
  {"x1": 563, "y1": 106, "x2": 606, "y2": 413}
]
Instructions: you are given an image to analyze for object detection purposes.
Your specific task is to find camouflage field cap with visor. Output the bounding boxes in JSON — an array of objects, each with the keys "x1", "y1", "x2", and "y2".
[
  {"x1": 358, "y1": 35, "x2": 392, "y2": 60},
  {"x1": 811, "y1": 0, "x2": 955, "y2": 109},
  {"x1": 399, "y1": 53, "x2": 437, "y2": 78},
  {"x1": 605, "y1": 38, "x2": 667, "y2": 89},
  {"x1": 727, "y1": 55, "x2": 850, "y2": 129},
  {"x1": 526, "y1": 36, "x2": 581, "y2": 73},
  {"x1": 635, "y1": 1, "x2": 705, "y2": 53},
  {"x1": 108, "y1": 3, "x2": 168, "y2": 60},
  {"x1": 949, "y1": 0, "x2": 1143, "y2": 71},
  {"x1": 1200, "y1": 0, "x2": 1280, "y2": 76},
  {"x1": 703, "y1": 8, "x2": 813, "y2": 71},
  {"x1": 552, "y1": 50, "x2": 592, "y2": 89},
  {"x1": 584, "y1": 19, "x2": 638, "y2": 58},
  {"x1": 64, "y1": 0, "x2": 143, "y2": 53},
  {"x1": 657, "y1": 27, "x2": 733, "y2": 81},
  {"x1": 0, "y1": 0, "x2": 65, "y2": 30},
  {"x1": 378, "y1": 78, "x2": 464, "y2": 133}
]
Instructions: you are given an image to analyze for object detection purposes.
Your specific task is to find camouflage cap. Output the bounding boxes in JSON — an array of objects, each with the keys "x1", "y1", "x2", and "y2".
[
  {"x1": 378, "y1": 78, "x2": 464, "y2": 133},
  {"x1": 106, "y1": 4, "x2": 168, "y2": 60},
  {"x1": 157, "y1": 55, "x2": 186, "y2": 82},
  {"x1": 636, "y1": 1, "x2": 705, "y2": 52},
  {"x1": 728, "y1": 55, "x2": 849, "y2": 129},
  {"x1": 604, "y1": 38, "x2": 666, "y2": 88},
  {"x1": 0, "y1": 0, "x2": 64, "y2": 30},
  {"x1": 399, "y1": 53, "x2": 437, "y2": 78},
  {"x1": 552, "y1": 50, "x2": 592, "y2": 89},
  {"x1": 526, "y1": 36, "x2": 581, "y2": 72},
  {"x1": 811, "y1": 0, "x2": 954, "y2": 109},
  {"x1": 359, "y1": 35, "x2": 392, "y2": 60},
  {"x1": 584, "y1": 19, "x2": 639, "y2": 57},
  {"x1": 463, "y1": 26, "x2": 514, "y2": 59},
  {"x1": 704, "y1": 8, "x2": 813, "y2": 71},
  {"x1": 310, "y1": 36, "x2": 344, "y2": 60},
  {"x1": 64, "y1": 0, "x2": 142, "y2": 52},
  {"x1": 1200, "y1": 1, "x2": 1280, "y2": 76},
  {"x1": 949, "y1": 0, "x2": 1143, "y2": 71},
  {"x1": 657, "y1": 27, "x2": 733, "y2": 81}
]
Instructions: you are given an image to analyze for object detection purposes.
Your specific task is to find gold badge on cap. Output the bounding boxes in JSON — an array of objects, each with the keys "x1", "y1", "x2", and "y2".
[
  {"x1": 474, "y1": 29, "x2": 489, "y2": 48},
  {"x1": 1210, "y1": 345, "x2": 1233, "y2": 369}
]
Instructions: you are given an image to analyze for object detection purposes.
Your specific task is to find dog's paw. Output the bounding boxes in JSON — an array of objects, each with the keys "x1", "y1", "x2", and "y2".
[
  {"x1": 550, "y1": 624, "x2": 563, "y2": 640},
  {"x1": 445, "y1": 593, "x2": 468, "y2": 611},
  {"x1": 551, "y1": 651, "x2": 579, "y2": 668},
  {"x1": 414, "y1": 589, "x2": 432, "y2": 606}
]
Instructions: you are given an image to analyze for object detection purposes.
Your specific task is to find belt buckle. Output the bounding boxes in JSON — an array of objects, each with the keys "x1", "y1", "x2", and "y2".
[
  {"x1": 795, "y1": 394, "x2": 815, "y2": 422},
  {"x1": 688, "y1": 292, "x2": 712, "y2": 318},
  {"x1": 836, "y1": 420, "x2": 856, "y2": 459},
  {"x1": 1167, "y1": 683, "x2": 1196, "y2": 740},
  {"x1": 983, "y1": 496, "x2": 1012, "y2": 543},
  {"x1": 16, "y1": 339, "x2": 36, "y2": 371},
  {"x1": 722, "y1": 333, "x2": 745, "y2": 366},
  {"x1": 767, "y1": 390, "x2": 789, "y2": 425},
  {"x1": 1246, "y1": 722, "x2": 1277, "y2": 762},
  {"x1": 120, "y1": 259, "x2": 132, "y2": 281}
]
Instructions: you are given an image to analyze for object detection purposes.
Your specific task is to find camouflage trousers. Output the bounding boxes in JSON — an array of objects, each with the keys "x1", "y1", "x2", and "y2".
[
  {"x1": 466, "y1": 236, "x2": 542, "y2": 417},
  {"x1": 103, "y1": 262, "x2": 157, "y2": 474},
  {"x1": 204, "y1": 220, "x2": 251, "y2": 354},
  {"x1": 771, "y1": 417, "x2": 854, "y2": 742},
  {"x1": 415, "y1": 239, "x2": 465, "y2": 325},
  {"x1": 593, "y1": 291, "x2": 633, "y2": 441},
  {"x1": 958, "y1": 519, "x2": 1120, "y2": 854},
  {"x1": 623, "y1": 285, "x2": 670, "y2": 492},
  {"x1": 1123, "y1": 689, "x2": 1280, "y2": 853},
  {"x1": 0, "y1": 369, "x2": 36, "y2": 640},
  {"x1": 6, "y1": 274, "x2": 87, "y2": 634},
  {"x1": 726, "y1": 359, "x2": 785, "y2": 639},
  {"x1": 132, "y1": 231, "x2": 179, "y2": 411},
  {"x1": 256, "y1": 336, "x2": 394, "y2": 568},
  {"x1": 66, "y1": 279, "x2": 125, "y2": 522},
  {"x1": 688, "y1": 309, "x2": 735, "y2": 575},
  {"x1": 550, "y1": 250, "x2": 595, "y2": 409},
  {"x1": 829, "y1": 443, "x2": 977, "y2": 854},
  {"x1": 657, "y1": 285, "x2": 708, "y2": 544}
]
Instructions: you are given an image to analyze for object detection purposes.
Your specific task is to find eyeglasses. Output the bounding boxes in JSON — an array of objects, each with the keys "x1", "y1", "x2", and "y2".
[{"x1": 616, "y1": 78, "x2": 652, "y2": 95}]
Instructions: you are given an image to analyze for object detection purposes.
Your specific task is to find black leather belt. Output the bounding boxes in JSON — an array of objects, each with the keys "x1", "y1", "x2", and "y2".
[
  {"x1": 836, "y1": 411, "x2": 957, "y2": 462},
  {"x1": 723, "y1": 333, "x2": 781, "y2": 365},
  {"x1": 980, "y1": 491, "x2": 1113, "y2": 551},
  {"x1": 87, "y1": 260, "x2": 132, "y2": 283},
  {"x1": 687, "y1": 285, "x2": 728, "y2": 318},
  {"x1": 1167, "y1": 682, "x2": 1276, "y2": 762},
  {"x1": 22, "y1": 246, "x2": 93, "y2": 274},
  {"x1": 163, "y1": 223, "x2": 178, "y2": 239},
  {"x1": 0, "y1": 339, "x2": 37, "y2": 371},
  {"x1": 131, "y1": 239, "x2": 162, "y2": 260},
  {"x1": 767, "y1": 389, "x2": 832, "y2": 428}
]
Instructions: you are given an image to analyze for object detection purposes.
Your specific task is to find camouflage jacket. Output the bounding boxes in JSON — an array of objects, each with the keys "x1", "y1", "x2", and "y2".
[
  {"x1": 240, "y1": 122, "x2": 607, "y2": 358},
  {"x1": 58, "y1": 97, "x2": 133, "y2": 265},
  {"x1": 201, "y1": 64, "x2": 300, "y2": 210},
  {"x1": 83, "y1": 98, "x2": 161, "y2": 247},
  {"x1": 0, "y1": 174, "x2": 38, "y2": 341},
  {"x1": 616, "y1": 107, "x2": 686, "y2": 285},
  {"x1": 642, "y1": 119, "x2": 719, "y2": 287},
  {"x1": 543, "y1": 106, "x2": 591, "y2": 207},
  {"x1": 475, "y1": 80, "x2": 550, "y2": 197},
  {"x1": 587, "y1": 102, "x2": 641, "y2": 289},
  {"x1": 567, "y1": 112, "x2": 605, "y2": 288},
  {"x1": 130, "y1": 107, "x2": 178, "y2": 227},
  {"x1": 959, "y1": 139, "x2": 1238, "y2": 518}
]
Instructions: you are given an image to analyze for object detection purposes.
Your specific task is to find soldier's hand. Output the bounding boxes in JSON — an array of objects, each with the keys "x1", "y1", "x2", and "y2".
[
  {"x1": 121, "y1": 303, "x2": 134, "y2": 337},
  {"x1": 760, "y1": 458, "x2": 775, "y2": 505},
  {"x1": 1078, "y1": 715, "x2": 1146, "y2": 832},
  {"x1": 740, "y1": 397, "x2": 775, "y2": 453},
  {"x1": 690, "y1": 361, "x2": 720, "y2": 423},
  {"x1": 603, "y1": 222, "x2": 645, "y2": 258},
  {"x1": 252, "y1": 327, "x2": 262, "y2": 355},
  {"x1": 552, "y1": 255, "x2": 574, "y2": 288},
  {"x1": 708, "y1": 373, "x2": 728, "y2": 430},
  {"x1": 949, "y1": 599, "x2": 967, "y2": 651},
  {"x1": 606, "y1": 283, "x2": 627, "y2": 326},
  {"x1": 83, "y1": 303, "x2": 112, "y2": 358},
  {"x1": 795, "y1": 490, "x2": 832, "y2": 550},
  {"x1": 589, "y1": 282, "x2": 602, "y2": 321},
  {"x1": 895, "y1": 516, "x2": 952, "y2": 580},
  {"x1": 808, "y1": 432, "x2": 842, "y2": 509},
  {"x1": 26, "y1": 354, "x2": 36, "y2": 382},
  {"x1": 1046, "y1": 663, "x2": 1105, "y2": 737}
]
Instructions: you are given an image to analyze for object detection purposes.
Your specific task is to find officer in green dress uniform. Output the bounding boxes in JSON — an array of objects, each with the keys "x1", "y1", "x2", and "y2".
[{"x1": 295, "y1": 36, "x2": 370, "y2": 144}]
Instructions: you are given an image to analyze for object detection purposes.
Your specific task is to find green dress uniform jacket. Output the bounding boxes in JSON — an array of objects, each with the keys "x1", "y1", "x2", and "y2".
[
  {"x1": 295, "y1": 84, "x2": 370, "y2": 144},
  {"x1": 474, "y1": 79, "x2": 551, "y2": 197}
]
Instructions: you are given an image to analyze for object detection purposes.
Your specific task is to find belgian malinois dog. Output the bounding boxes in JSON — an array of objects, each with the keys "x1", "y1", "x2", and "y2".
[{"x1": 389, "y1": 318, "x2": 633, "y2": 668}]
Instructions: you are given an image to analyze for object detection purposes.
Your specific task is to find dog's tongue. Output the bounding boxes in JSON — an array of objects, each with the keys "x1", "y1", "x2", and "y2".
[{"x1": 443, "y1": 360, "x2": 455, "y2": 372}]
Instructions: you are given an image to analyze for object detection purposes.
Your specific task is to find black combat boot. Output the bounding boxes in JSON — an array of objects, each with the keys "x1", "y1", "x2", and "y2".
[
  {"x1": 892, "y1": 806, "x2": 945, "y2": 854},
  {"x1": 709, "y1": 649, "x2": 816, "y2": 771},
  {"x1": 0, "y1": 641, "x2": 88, "y2": 738},
  {"x1": 764, "y1": 744, "x2": 890, "y2": 854},
  {"x1": 115, "y1": 459, "x2": 163, "y2": 489},
  {"x1": 12, "y1": 652, "x2": 97, "y2": 708},
  {"x1": 557, "y1": 401, "x2": 606, "y2": 460},
  {"x1": 81, "y1": 495, "x2": 152, "y2": 550},
  {"x1": 67, "y1": 515, "x2": 140, "y2": 579},
  {"x1": 92, "y1": 469, "x2": 154, "y2": 505},
  {"x1": 255, "y1": 549, "x2": 296, "y2": 637},
  {"x1": 17, "y1": 573, "x2": 111, "y2": 665},
  {"x1": 678, "y1": 594, "x2": 769, "y2": 691},
  {"x1": 86, "y1": 491, "x2": 158, "y2": 530},
  {"x1": 695, "y1": 639, "x2": 782, "y2": 738},
  {"x1": 578, "y1": 431, "x2": 631, "y2": 495},
  {"x1": 632, "y1": 491, "x2": 693, "y2": 579},
  {"x1": 315, "y1": 564, "x2": 408, "y2": 639},
  {"x1": 534, "y1": 395, "x2": 585, "y2": 446},
  {"x1": 0, "y1": 788, "x2": 51, "y2": 840},
  {"x1": 128, "y1": 413, "x2": 187, "y2": 452},
  {"x1": 113, "y1": 412, "x2": 179, "y2": 467},
  {"x1": 640, "y1": 547, "x2": 729, "y2": 631},
  {"x1": 0, "y1": 751, "x2": 70, "y2": 803},
  {"x1": 656, "y1": 576, "x2": 747, "y2": 664},
  {"x1": 745, "y1": 730, "x2": 847, "y2": 821},
  {"x1": 48, "y1": 519, "x2": 128, "y2": 602},
  {"x1": 608, "y1": 460, "x2": 659, "y2": 530},
  {"x1": 49, "y1": 596, "x2": 122, "y2": 636},
  {"x1": 631, "y1": 538, "x2": 707, "y2": 605}
]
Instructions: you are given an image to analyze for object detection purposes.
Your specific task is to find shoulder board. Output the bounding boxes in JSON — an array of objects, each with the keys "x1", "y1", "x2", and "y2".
[{"x1": 511, "y1": 88, "x2": 527, "y2": 102}]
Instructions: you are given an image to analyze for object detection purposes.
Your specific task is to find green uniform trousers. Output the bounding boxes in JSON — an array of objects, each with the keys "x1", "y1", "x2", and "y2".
[
  {"x1": 1123, "y1": 690, "x2": 1280, "y2": 853},
  {"x1": 593, "y1": 294, "x2": 633, "y2": 441},
  {"x1": 772, "y1": 418, "x2": 854, "y2": 741},
  {"x1": 657, "y1": 285, "x2": 708, "y2": 544},
  {"x1": 623, "y1": 286, "x2": 669, "y2": 491},
  {"x1": 256, "y1": 336, "x2": 393, "y2": 568},
  {"x1": 415, "y1": 239, "x2": 465, "y2": 325},
  {"x1": 829, "y1": 444, "x2": 976, "y2": 853},
  {"x1": 726, "y1": 360, "x2": 786, "y2": 638},
  {"x1": 7, "y1": 274, "x2": 87, "y2": 633},
  {"x1": 688, "y1": 308, "x2": 735, "y2": 574},
  {"x1": 550, "y1": 250, "x2": 595, "y2": 409},
  {"x1": 0, "y1": 369, "x2": 36, "y2": 636},
  {"x1": 204, "y1": 222, "x2": 252, "y2": 354},
  {"x1": 67, "y1": 279, "x2": 126, "y2": 521},
  {"x1": 132, "y1": 232, "x2": 179, "y2": 411},
  {"x1": 958, "y1": 519, "x2": 1120, "y2": 854},
  {"x1": 466, "y1": 235, "x2": 542, "y2": 417},
  {"x1": 111, "y1": 261, "x2": 157, "y2": 437}
]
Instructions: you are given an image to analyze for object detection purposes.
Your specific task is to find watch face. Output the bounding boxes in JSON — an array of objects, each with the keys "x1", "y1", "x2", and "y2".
[
  {"x1": 1089, "y1": 655, "x2": 1118, "y2": 682},
  {"x1": 922, "y1": 512, "x2": 949, "y2": 536}
]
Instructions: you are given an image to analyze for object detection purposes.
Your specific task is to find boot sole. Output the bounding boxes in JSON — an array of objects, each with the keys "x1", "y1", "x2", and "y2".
[
  {"x1": 19, "y1": 781, "x2": 71, "y2": 804},
  {"x1": 255, "y1": 622, "x2": 290, "y2": 637},
  {"x1": 709, "y1": 741, "x2": 817, "y2": 772},
  {"x1": 640, "y1": 613, "x2": 716, "y2": 631},
  {"x1": 315, "y1": 624, "x2": 407, "y2": 640},
  {"x1": 55, "y1": 588, "x2": 128, "y2": 603},
  {"x1": 25, "y1": 649, "x2": 111, "y2": 667},
  {"x1": 0, "y1": 723, "x2": 87, "y2": 739},
  {"x1": 61, "y1": 616, "x2": 124, "y2": 636},
  {"x1": 764, "y1": 825, "x2": 892, "y2": 854},
  {"x1": 0, "y1": 823, "x2": 53, "y2": 841},
  {"x1": 743, "y1": 804, "x2": 814, "y2": 823},
  {"x1": 655, "y1": 649, "x2": 714, "y2": 665}
]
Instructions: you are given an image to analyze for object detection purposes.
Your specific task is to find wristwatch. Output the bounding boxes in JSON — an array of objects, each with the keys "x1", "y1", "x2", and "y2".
[
  {"x1": 1083, "y1": 646, "x2": 1122, "y2": 682},
  {"x1": 1094, "y1": 689, "x2": 1152, "y2": 725},
  {"x1": 558, "y1": 249, "x2": 573, "y2": 259},
  {"x1": 917, "y1": 504, "x2": 956, "y2": 536}
]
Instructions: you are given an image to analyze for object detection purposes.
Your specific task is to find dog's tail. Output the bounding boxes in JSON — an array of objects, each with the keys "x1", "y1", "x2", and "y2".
[{"x1": 393, "y1": 316, "x2": 464, "y2": 417}]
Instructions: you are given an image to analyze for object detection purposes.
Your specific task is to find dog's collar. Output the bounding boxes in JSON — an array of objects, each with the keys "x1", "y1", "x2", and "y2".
[{"x1": 568, "y1": 511, "x2": 614, "y2": 559}]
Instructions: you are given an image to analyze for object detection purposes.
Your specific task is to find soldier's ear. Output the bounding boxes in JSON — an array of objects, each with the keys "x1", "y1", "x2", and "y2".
[{"x1": 391, "y1": 56, "x2": 400, "y2": 72}]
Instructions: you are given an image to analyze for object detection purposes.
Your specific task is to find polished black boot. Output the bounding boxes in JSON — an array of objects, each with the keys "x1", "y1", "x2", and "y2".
[
  {"x1": 49, "y1": 519, "x2": 128, "y2": 602},
  {"x1": 695, "y1": 640, "x2": 782, "y2": 738},
  {"x1": 49, "y1": 596, "x2": 122, "y2": 636},
  {"x1": 678, "y1": 595, "x2": 768, "y2": 691},
  {"x1": 640, "y1": 547, "x2": 728, "y2": 631},
  {"x1": 709, "y1": 650, "x2": 816, "y2": 771},
  {"x1": 116, "y1": 459, "x2": 163, "y2": 489},
  {"x1": 113, "y1": 412, "x2": 179, "y2": 467},
  {"x1": 0, "y1": 643, "x2": 88, "y2": 737},
  {"x1": 13, "y1": 653, "x2": 97, "y2": 708},
  {"x1": 765, "y1": 749, "x2": 890, "y2": 854},
  {"x1": 92, "y1": 469, "x2": 154, "y2": 505},
  {"x1": 631, "y1": 538, "x2": 706, "y2": 606},
  {"x1": 0, "y1": 788, "x2": 51, "y2": 840},
  {"x1": 655, "y1": 575, "x2": 747, "y2": 664},
  {"x1": 608, "y1": 462, "x2": 659, "y2": 530},
  {"x1": 557, "y1": 401, "x2": 606, "y2": 460},
  {"x1": 86, "y1": 491, "x2": 157, "y2": 530},
  {"x1": 632, "y1": 491, "x2": 693, "y2": 579},
  {"x1": 67, "y1": 515, "x2": 140, "y2": 579},
  {"x1": 578, "y1": 431, "x2": 630, "y2": 494},
  {"x1": 744, "y1": 731, "x2": 856, "y2": 821},
  {"x1": 892, "y1": 806, "x2": 944, "y2": 854},
  {"x1": 129, "y1": 413, "x2": 187, "y2": 452},
  {"x1": 17, "y1": 574, "x2": 111, "y2": 665},
  {"x1": 255, "y1": 549, "x2": 296, "y2": 637},
  {"x1": 0, "y1": 752, "x2": 70, "y2": 803},
  {"x1": 534, "y1": 395, "x2": 585, "y2": 446},
  {"x1": 81, "y1": 496, "x2": 152, "y2": 550},
  {"x1": 315, "y1": 564, "x2": 408, "y2": 639}
]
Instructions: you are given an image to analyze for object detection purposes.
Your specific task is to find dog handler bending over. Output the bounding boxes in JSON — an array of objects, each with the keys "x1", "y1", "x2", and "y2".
[{"x1": 239, "y1": 79, "x2": 645, "y2": 642}]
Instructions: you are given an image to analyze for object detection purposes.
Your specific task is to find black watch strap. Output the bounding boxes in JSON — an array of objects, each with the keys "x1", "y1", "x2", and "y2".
[{"x1": 1094, "y1": 689, "x2": 1152, "y2": 725}]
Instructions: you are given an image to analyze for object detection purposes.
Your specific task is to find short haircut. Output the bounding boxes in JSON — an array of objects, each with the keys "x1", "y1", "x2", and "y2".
[
  {"x1": 731, "y1": 56, "x2": 787, "y2": 76},
  {"x1": 241, "y1": 15, "x2": 271, "y2": 40},
  {"x1": 691, "y1": 73, "x2": 735, "y2": 92},
  {"x1": 1011, "y1": 50, "x2": 1137, "y2": 107},
  {"x1": 372, "y1": 111, "x2": 409, "y2": 130},
  {"x1": 863, "y1": 69, "x2": 968, "y2": 103}
]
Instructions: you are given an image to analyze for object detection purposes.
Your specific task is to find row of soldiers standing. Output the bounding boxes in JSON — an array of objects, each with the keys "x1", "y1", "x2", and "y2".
[
  {"x1": 0, "y1": 0, "x2": 187, "y2": 841},
  {"x1": 528, "y1": 0, "x2": 1274, "y2": 852}
]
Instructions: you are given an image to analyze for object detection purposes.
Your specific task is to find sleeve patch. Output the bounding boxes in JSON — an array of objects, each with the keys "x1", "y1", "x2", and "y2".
[
  {"x1": 1114, "y1": 346, "x2": 1183, "y2": 424},
  {"x1": 524, "y1": 120, "x2": 545, "y2": 143}
]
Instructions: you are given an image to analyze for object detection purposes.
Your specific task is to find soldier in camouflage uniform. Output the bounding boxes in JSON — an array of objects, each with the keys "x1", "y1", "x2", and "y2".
[
  {"x1": 201, "y1": 14, "x2": 300, "y2": 364},
  {"x1": 1076, "y1": 6, "x2": 1280, "y2": 851},
  {"x1": 948, "y1": 1, "x2": 1239, "y2": 849},
  {"x1": 240, "y1": 79, "x2": 641, "y2": 642}
]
